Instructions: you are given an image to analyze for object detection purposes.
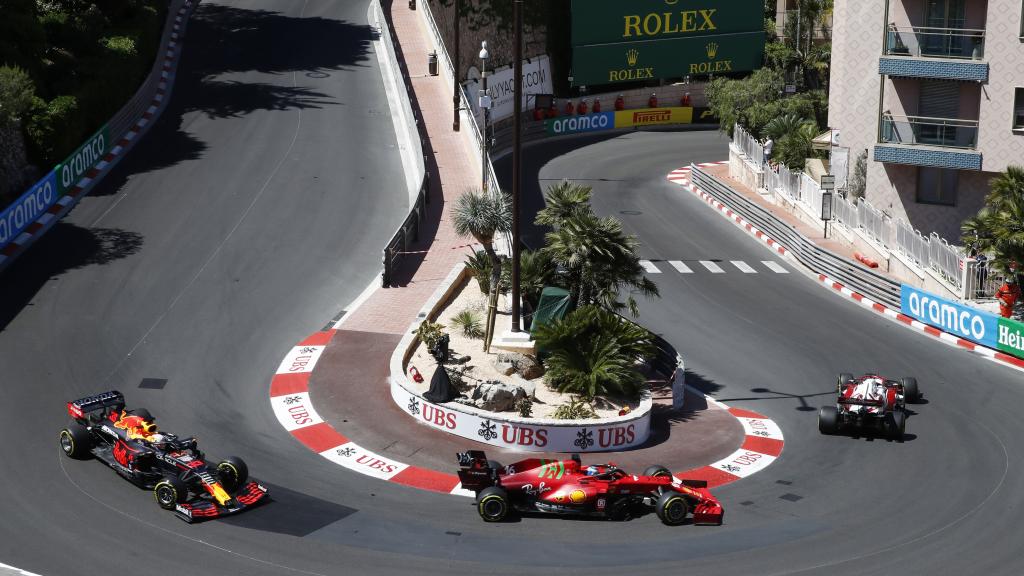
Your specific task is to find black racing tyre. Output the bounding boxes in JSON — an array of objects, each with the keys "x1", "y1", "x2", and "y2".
[
  {"x1": 890, "y1": 411, "x2": 906, "y2": 441},
  {"x1": 818, "y1": 406, "x2": 840, "y2": 435},
  {"x1": 655, "y1": 491, "x2": 690, "y2": 526},
  {"x1": 153, "y1": 476, "x2": 188, "y2": 510},
  {"x1": 837, "y1": 373, "x2": 854, "y2": 393},
  {"x1": 59, "y1": 424, "x2": 92, "y2": 459},
  {"x1": 217, "y1": 456, "x2": 249, "y2": 491},
  {"x1": 129, "y1": 408, "x2": 153, "y2": 421},
  {"x1": 476, "y1": 486, "x2": 510, "y2": 522},
  {"x1": 901, "y1": 377, "x2": 921, "y2": 403},
  {"x1": 643, "y1": 465, "x2": 673, "y2": 478}
]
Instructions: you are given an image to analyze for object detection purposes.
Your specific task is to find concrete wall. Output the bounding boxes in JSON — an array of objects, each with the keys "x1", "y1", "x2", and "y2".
[{"x1": 975, "y1": 0, "x2": 1024, "y2": 173}]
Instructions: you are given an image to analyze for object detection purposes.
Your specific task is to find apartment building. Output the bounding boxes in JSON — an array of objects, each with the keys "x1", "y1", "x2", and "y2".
[{"x1": 829, "y1": 0, "x2": 1024, "y2": 243}]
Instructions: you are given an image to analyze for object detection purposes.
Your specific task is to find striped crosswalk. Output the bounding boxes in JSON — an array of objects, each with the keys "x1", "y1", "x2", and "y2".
[{"x1": 639, "y1": 259, "x2": 789, "y2": 275}]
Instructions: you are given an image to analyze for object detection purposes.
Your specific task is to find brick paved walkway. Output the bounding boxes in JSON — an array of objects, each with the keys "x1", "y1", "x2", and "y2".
[{"x1": 341, "y1": 1, "x2": 482, "y2": 335}]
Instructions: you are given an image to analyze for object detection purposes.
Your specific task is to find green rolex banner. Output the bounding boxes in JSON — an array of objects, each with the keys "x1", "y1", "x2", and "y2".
[
  {"x1": 571, "y1": 0, "x2": 763, "y2": 46},
  {"x1": 571, "y1": 31, "x2": 765, "y2": 86}
]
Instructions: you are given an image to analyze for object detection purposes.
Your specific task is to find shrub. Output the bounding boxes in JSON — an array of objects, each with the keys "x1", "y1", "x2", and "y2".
[
  {"x1": 25, "y1": 94, "x2": 81, "y2": 166},
  {"x1": 552, "y1": 396, "x2": 597, "y2": 420},
  {"x1": 413, "y1": 320, "x2": 446, "y2": 350},
  {"x1": 465, "y1": 249, "x2": 493, "y2": 295},
  {"x1": 0, "y1": 66, "x2": 37, "y2": 127},
  {"x1": 534, "y1": 305, "x2": 655, "y2": 400},
  {"x1": 451, "y1": 309, "x2": 484, "y2": 339},
  {"x1": 515, "y1": 397, "x2": 533, "y2": 418}
]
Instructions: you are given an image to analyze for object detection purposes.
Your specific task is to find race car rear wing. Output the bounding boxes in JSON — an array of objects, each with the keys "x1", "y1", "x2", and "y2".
[
  {"x1": 67, "y1": 390, "x2": 125, "y2": 421},
  {"x1": 456, "y1": 451, "x2": 498, "y2": 491}
]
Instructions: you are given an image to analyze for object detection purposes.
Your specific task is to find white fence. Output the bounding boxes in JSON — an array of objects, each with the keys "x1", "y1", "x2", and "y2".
[{"x1": 732, "y1": 124, "x2": 764, "y2": 168}]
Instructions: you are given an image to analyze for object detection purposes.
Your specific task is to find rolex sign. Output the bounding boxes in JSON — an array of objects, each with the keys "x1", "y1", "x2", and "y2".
[{"x1": 570, "y1": 0, "x2": 764, "y2": 86}]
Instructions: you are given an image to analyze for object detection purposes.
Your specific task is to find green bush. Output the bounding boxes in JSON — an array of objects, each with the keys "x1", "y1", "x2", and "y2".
[
  {"x1": 533, "y1": 305, "x2": 655, "y2": 400},
  {"x1": 451, "y1": 309, "x2": 484, "y2": 339},
  {"x1": 0, "y1": 66, "x2": 37, "y2": 127},
  {"x1": 515, "y1": 397, "x2": 533, "y2": 418},
  {"x1": 413, "y1": 320, "x2": 446, "y2": 350},
  {"x1": 551, "y1": 396, "x2": 597, "y2": 420},
  {"x1": 25, "y1": 94, "x2": 81, "y2": 166}
]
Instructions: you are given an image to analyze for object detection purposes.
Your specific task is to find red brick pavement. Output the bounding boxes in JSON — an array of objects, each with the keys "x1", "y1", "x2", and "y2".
[{"x1": 341, "y1": 1, "x2": 482, "y2": 335}]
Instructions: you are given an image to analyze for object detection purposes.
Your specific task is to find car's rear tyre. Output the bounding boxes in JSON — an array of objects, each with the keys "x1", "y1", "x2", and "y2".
[
  {"x1": 818, "y1": 406, "x2": 840, "y2": 434},
  {"x1": 59, "y1": 424, "x2": 92, "y2": 459},
  {"x1": 477, "y1": 486, "x2": 510, "y2": 522},
  {"x1": 837, "y1": 373, "x2": 854, "y2": 393},
  {"x1": 643, "y1": 465, "x2": 672, "y2": 478},
  {"x1": 217, "y1": 456, "x2": 249, "y2": 491},
  {"x1": 655, "y1": 492, "x2": 690, "y2": 526},
  {"x1": 889, "y1": 411, "x2": 906, "y2": 441},
  {"x1": 901, "y1": 377, "x2": 921, "y2": 403},
  {"x1": 129, "y1": 408, "x2": 153, "y2": 421},
  {"x1": 153, "y1": 476, "x2": 188, "y2": 510}
]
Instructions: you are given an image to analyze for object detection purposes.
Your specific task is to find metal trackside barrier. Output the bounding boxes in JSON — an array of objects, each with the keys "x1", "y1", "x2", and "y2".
[
  {"x1": 691, "y1": 165, "x2": 902, "y2": 309},
  {"x1": 382, "y1": 173, "x2": 429, "y2": 287}
]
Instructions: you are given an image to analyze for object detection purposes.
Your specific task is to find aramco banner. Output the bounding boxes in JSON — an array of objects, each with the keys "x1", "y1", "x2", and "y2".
[
  {"x1": 900, "y1": 285, "x2": 998, "y2": 349},
  {"x1": 570, "y1": 0, "x2": 764, "y2": 86}
]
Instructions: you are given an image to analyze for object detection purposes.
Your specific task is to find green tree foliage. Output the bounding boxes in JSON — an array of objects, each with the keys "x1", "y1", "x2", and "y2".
[
  {"x1": 848, "y1": 150, "x2": 868, "y2": 200},
  {"x1": 25, "y1": 95, "x2": 81, "y2": 166},
  {"x1": 452, "y1": 190, "x2": 511, "y2": 296},
  {"x1": 0, "y1": 0, "x2": 46, "y2": 71},
  {"x1": 0, "y1": 66, "x2": 37, "y2": 127},
  {"x1": 961, "y1": 166, "x2": 1024, "y2": 275},
  {"x1": 534, "y1": 306, "x2": 655, "y2": 401},
  {"x1": 534, "y1": 179, "x2": 592, "y2": 227},
  {"x1": 705, "y1": 67, "x2": 785, "y2": 137}
]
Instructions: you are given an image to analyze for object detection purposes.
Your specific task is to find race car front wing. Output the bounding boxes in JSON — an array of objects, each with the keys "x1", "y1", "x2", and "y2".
[{"x1": 174, "y1": 481, "x2": 269, "y2": 523}]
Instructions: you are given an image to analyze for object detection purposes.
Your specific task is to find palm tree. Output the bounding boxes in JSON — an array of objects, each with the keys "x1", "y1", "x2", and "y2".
[
  {"x1": 533, "y1": 305, "x2": 655, "y2": 400},
  {"x1": 961, "y1": 165, "x2": 1024, "y2": 275},
  {"x1": 764, "y1": 113, "x2": 804, "y2": 141},
  {"x1": 501, "y1": 248, "x2": 556, "y2": 326},
  {"x1": 452, "y1": 189, "x2": 511, "y2": 350},
  {"x1": 535, "y1": 180, "x2": 593, "y2": 228},
  {"x1": 542, "y1": 211, "x2": 659, "y2": 317}
]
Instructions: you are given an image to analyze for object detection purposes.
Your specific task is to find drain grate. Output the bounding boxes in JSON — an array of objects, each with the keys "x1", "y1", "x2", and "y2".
[
  {"x1": 779, "y1": 493, "x2": 803, "y2": 502},
  {"x1": 139, "y1": 378, "x2": 167, "y2": 389}
]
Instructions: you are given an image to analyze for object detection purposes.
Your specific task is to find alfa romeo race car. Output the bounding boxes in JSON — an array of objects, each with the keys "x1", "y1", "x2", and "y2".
[
  {"x1": 818, "y1": 373, "x2": 922, "y2": 440},
  {"x1": 456, "y1": 451, "x2": 723, "y2": 526},
  {"x1": 59, "y1": 391, "x2": 269, "y2": 522}
]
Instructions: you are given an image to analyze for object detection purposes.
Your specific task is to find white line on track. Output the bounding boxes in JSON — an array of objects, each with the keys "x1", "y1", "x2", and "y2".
[
  {"x1": 699, "y1": 260, "x2": 724, "y2": 273},
  {"x1": 763, "y1": 260, "x2": 789, "y2": 273},
  {"x1": 640, "y1": 260, "x2": 661, "y2": 273},
  {"x1": 731, "y1": 260, "x2": 756, "y2": 273},
  {"x1": 668, "y1": 260, "x2": 693, "y2": 273}
]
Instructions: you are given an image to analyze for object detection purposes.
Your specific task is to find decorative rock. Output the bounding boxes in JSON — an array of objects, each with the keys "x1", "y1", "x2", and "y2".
[
  {"x1": 497, "y1": 352, "x2": 545, "y2": 380},
  {"x1": 511, "y1": 374, "x2": 536, "y2": 400},
  {"x1": 454, "y1": 355, "x2": 471, "y2": 365},
  {"x1": 472, "y1": 380, "x2": 527, "y2": 412}
]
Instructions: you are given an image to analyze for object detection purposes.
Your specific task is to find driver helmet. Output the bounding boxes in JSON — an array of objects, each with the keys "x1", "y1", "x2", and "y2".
[{"x1": 585, "y1": 465, "x2": 599, "y2": 476}]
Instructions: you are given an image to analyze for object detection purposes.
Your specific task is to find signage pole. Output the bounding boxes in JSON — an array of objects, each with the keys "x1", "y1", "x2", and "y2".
[
  {"x1": 452, "y1": 0, "x2": 460, "y2": 131},
  {"x1": 511, "y1": 0, "x2": 523, "y2": 332}
]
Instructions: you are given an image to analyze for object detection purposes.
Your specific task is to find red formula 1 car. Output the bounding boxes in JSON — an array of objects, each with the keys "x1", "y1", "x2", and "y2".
[
  {"x1": 818, "y1": 373, "x2": 922, "y2": 440},
  {"x1": 456, "y1": 451, "x2": 723, "y2": 526},
  {"x1": 59, "y1": 391, "x2": 269, "y2": 522}
]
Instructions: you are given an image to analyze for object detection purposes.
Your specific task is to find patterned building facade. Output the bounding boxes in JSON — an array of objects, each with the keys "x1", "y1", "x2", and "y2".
[{"x1": 829, "y1": 0, "x2": 1024, "y2": 242}]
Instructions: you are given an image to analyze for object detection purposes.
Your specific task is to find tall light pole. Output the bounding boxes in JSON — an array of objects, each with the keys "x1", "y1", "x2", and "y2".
[
  {"x1": 510, "y1": 0, "x2": 523, "y2": 332},
  {"x1": 452, "y1": 0, "x2": 460, "y2": 131},
  {"x1": 479, "y1": 40, "x2": 490, "y2": 191}
]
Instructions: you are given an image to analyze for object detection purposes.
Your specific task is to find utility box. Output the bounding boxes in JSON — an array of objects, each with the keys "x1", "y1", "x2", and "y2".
[{"x1": 428, "y1": 52, "x2": 438, "y2": 76}]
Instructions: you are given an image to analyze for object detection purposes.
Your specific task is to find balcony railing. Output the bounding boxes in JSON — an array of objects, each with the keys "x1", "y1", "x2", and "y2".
[
  {"x1": 879, "y1": 114, "x2": 978, "y2": 149},
  {"x1": 885, "y1": 26, "x2": 985, "y2": 60}
]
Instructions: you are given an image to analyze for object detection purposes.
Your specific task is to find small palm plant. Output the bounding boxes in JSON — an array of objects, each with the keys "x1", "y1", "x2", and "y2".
[
  {"x1": 533, "y1": 306, "x2": 655, "y2": 401},
  {"x1": 452, "y1": 189, "x2": 511, "y2": 350},
  {"x1": 451, "y1": 309, "x2": 484, "y2": 339}
]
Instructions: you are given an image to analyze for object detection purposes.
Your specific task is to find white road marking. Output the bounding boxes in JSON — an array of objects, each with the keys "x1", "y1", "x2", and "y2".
[
  {"x1": 668, "y1": 260, "x2": 693, "y2": 273},
  {"x1": 731, "y1": 260, "x2": 756, "y2": 273},
  {"x1": 640, "y1": 260, "x2": 662, "y2": 273},
  {"x1": 762, "y1": 260, "x2": 789, "y2": 273},
  {"x1": 699, "y1": 260, "x2": 725, "y2": 273}
]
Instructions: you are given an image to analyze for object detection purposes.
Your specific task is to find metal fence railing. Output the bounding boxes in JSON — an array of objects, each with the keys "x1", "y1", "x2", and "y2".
[
  {"x1": 885, "y1": 25, "x2": 985, "y2": 60},
  {"x1": 731, "y1": 124, "x2": 764, "y2": 168}
]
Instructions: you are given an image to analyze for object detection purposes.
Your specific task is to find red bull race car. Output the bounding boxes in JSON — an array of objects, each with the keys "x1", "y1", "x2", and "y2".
[
  {"x1": 818, "y1": 373, "x2": 922, "y2": 440},
  {"x1": 59, "y1": 391, "x2": 268, "y2": 522},
  {"x1": 456, "y1": 451, "x2": 723, "y2": 526}
]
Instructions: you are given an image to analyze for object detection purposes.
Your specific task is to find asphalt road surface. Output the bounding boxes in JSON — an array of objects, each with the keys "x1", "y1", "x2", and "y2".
[{"x1": 1, "y1": 1, "x2": 1022, "y2": 570}]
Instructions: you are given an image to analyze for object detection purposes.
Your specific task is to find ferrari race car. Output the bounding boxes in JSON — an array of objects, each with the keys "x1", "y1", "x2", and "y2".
[
  {"x1": 456, "y1": 451, "x2": 723, "y2": 526},
  {"x1": 818, "y1": 373, "x2": 922, "y2": 440},
  {"x1": 59, "y1": 391, "x2": 268, "y2": 522}
]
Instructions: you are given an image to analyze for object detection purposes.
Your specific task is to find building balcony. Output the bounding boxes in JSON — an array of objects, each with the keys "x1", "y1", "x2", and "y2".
[
  {"x1": 875, "y1": 114, "x2": 981, "y2": 170},
  {"x1": 880, "y1": 27, "x2": 988, "y2": 82}
]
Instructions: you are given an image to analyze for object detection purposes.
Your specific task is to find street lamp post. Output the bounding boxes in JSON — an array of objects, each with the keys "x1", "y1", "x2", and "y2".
[
  {"x1": 510, "y1": 0, "x2": 522, "y2": 332},
  {"x1": 479, "y1": 41, "x2": 490, "y2": 191},
  {"x1": 452, "y1": 0, "x2": 460, "y2": 131}
]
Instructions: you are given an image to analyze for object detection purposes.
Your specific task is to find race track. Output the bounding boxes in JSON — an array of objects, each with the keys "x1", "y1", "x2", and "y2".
[{"x1": 0, "y1": 0, "x2": 1022, "y2": 570}]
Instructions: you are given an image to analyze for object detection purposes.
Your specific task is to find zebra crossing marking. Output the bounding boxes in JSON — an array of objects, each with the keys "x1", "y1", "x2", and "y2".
[
  {"x1": 762, "y1": 260, "x2": 789, "y2": 273},
  {"x1": 668, "y1": 260, "x2": 693, "y2": 273},
  {"x1": 640, "y1": 260, "x2": 662, "y2": 273},
  {"x1": 731, "y1": 260, "x2": 756, "y2": 273},
  {"x1": 699, "y1": 260, "x2": 725, "y2": 273}
]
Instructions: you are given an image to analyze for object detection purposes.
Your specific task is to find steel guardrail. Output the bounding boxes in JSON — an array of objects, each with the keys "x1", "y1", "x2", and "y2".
[{"x1": 691, "y1": 165, "x2": 902, "y2": 309}]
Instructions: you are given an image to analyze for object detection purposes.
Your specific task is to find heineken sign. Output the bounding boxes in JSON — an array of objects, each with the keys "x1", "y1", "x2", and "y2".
[
  {"x1": 571, "y1": 32, "x2": 765, "y2": 87},
  {"x1": 570, "y1": 0, "x2": 764, "y2": 86}
]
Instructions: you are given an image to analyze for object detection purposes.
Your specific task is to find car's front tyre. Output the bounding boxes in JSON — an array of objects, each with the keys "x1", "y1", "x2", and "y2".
[
  {"x1": 153, "y1": 476, "x2": 188, "y2": 510},
  {"x1": 655, "y1": 492, "x2": 689, "y2": 526},
  {"x1": 217, "y1": 456, "x2": 249, "y2": 491},
  {"x1": 59, "y1": 424, "x2": 92, "y2": 459}
]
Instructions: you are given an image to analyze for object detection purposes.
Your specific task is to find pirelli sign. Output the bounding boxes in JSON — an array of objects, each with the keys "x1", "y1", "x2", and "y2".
[{"x1": 570, "y1": 0, "x2": 764, "y2": 87}]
